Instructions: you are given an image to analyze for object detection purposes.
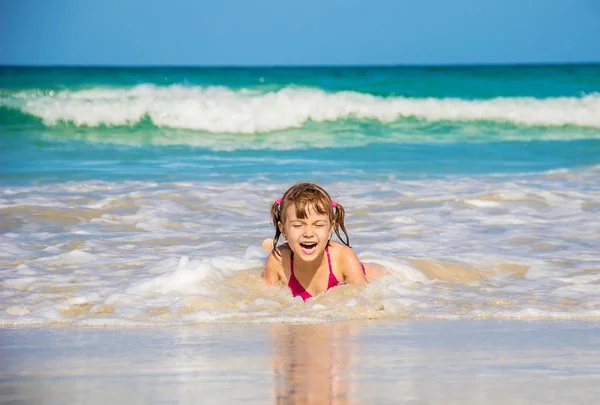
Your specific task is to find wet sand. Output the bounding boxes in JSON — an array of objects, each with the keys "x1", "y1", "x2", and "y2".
[{"x1": 1, "y1": 320, "x2": 600, "y2": 404}]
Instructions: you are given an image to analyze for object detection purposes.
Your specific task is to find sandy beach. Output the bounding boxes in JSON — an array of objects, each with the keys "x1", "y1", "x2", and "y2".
[{"x1": 2, "y1": 320, "x2": 599, "y2": 404}]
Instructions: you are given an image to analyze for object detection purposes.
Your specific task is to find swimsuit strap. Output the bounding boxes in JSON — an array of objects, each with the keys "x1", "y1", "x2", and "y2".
[
  {"x1": 288, "y1": 252, "x2": 312, "y2": 301},
  {"x1": 325, "y1": 246, "x2": 340, "y2": 289},
  {"x1": 325, "y1": 246, "x2": 333, "y2": 275}
]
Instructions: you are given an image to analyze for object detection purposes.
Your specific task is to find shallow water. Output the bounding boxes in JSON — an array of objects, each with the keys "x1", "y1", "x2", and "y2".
[
  {"x1": 2, "y1": 320, "x2": 600, "y2": 404},
  {"x1": 1, "y1": 168, "x2": 600, "y2": 325}
]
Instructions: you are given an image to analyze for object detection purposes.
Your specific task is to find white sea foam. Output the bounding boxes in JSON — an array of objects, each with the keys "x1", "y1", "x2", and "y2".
[{"x1": 3, "y1": 85, "x2": 600, "y2": 133}]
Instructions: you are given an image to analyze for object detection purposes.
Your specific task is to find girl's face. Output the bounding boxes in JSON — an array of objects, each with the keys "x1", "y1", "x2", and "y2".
[{"x1": 280, "y1": 203, "x2": 333, "y2": 262}]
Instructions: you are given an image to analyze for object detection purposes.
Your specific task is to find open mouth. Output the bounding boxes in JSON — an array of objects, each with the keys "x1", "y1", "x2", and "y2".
[{"x1": 299, "y1": 242, "x2": 317, "y2": 254}]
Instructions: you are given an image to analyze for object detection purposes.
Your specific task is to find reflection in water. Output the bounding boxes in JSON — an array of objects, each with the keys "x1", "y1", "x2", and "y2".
[
  {"x1": 4, "y1": 321, "x2": 600, "y2": 404},
  {"x1": 272, "y1": 323, "x2": 362, "y2": 405}
]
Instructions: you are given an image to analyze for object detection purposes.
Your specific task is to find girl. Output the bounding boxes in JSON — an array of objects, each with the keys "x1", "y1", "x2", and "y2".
[{"x1": 263, "y1": 183, "x2": 378, "y2": 301}]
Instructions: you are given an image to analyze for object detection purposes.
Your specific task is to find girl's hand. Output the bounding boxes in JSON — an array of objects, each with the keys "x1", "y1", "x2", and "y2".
[{"x1": 261, "y1": 238, "x2": 274, "y2": 252}]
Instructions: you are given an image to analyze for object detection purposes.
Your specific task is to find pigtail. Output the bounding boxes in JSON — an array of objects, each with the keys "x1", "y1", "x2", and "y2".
[
  {"x1": 332, "y1": 202, "x2": 351, "y2": 247},
  {"x1": 270, "y1": 201, "x2": 283, "y2": 256}
]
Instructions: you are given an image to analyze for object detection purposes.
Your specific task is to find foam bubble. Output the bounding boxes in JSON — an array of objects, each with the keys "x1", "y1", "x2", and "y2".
[
  {"x1": 6, "y1": 306, "x2": 31, "y2": 316},
  {"x1": 54, "y1": 250, "x2": 95, "y2": 265}
]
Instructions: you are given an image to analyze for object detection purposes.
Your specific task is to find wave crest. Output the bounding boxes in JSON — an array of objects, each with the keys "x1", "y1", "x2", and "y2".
[{"x1": 2, "y1": 85, "x2": 600, "y2": 133}]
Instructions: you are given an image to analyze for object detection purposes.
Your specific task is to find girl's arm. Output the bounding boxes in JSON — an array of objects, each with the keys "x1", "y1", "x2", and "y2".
[
  {"x1": 339, "y1": 246, "x2": 368, "y2": 284},
  {"x1": 263, "y1": 250, "x2": 283, "y2": 285}
]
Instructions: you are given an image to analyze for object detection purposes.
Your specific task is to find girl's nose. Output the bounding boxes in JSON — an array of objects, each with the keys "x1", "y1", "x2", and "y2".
[{"x1": 303, "y1": 226, "x2": 315, "y2": 237}]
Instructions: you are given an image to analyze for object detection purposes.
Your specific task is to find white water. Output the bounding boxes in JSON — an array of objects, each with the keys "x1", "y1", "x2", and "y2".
[
  {"x1": 3, "y1": 85, "x2": 600, "y2": 133},
  {"x1": 2, "y1": 167, "x2": 600, "y2": 326}
]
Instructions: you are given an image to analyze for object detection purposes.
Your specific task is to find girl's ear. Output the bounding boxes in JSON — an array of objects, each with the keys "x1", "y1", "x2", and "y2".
[{"x1": 278, "y1": 222, "x2": 287, "y2": 241}]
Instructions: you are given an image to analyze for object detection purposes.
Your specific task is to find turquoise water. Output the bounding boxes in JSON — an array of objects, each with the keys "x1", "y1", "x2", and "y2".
[
  {"x1": 2, "y1": 65, "x2": 600, "y2": 183},
  {"x1": 1, "y1": 65, "x2": 600, "y2": 325}
]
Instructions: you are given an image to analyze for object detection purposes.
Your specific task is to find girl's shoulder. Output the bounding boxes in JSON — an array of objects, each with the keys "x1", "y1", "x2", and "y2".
[
  {"x1": 265, "y1": 243, "x2": 291, "y2": 266},
  {"x1": 276, "y1": 243, "x2": 292, "y2": 256},
  {"x1": 264, "y1": 243, "x2": 291, "y2": 284},
  {"x1": 328, "y1": 240, "x2": 355, "y2": 256},
  {"x1": 328, "y1": 241, "x2": 364, "y2": 281},
  {"x1": 328, "y1": 241, "x2": 360, "y2": 266}
]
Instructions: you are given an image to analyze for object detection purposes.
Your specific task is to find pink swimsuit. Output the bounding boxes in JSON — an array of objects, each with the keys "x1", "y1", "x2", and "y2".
[{"x1": 287, "y1": 246, "x2": 365, "y2": 301}]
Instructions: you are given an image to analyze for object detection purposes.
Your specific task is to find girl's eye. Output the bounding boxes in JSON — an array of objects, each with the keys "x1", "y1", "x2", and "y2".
[{"x1": 292, "y1": 224, "x2": 302, "y2": 228}]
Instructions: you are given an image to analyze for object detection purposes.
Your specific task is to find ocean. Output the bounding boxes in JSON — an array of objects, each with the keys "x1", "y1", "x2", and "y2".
[{"x1": 1, "y1": 65, "x2": 600, "y2": 326}]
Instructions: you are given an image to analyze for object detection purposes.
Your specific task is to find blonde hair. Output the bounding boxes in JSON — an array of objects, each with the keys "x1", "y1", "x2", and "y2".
[{"x1": 269, "y1": 183, "x2": 350, "y2": 255}]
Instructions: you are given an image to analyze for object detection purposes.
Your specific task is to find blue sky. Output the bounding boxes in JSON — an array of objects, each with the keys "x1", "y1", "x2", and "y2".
[{"x1": 1, "y1": 0, "x2": 599, "y2": 66}]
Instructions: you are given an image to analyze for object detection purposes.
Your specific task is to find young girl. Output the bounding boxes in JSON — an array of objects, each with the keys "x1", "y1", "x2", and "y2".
[{"x1": 263, "y1": 183, "x2": 377, "y2": 301}]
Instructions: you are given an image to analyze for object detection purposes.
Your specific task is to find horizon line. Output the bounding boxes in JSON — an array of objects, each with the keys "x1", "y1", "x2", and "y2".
[{"x1": 1, "y1": 61, "x2": 600, "y2": 69}]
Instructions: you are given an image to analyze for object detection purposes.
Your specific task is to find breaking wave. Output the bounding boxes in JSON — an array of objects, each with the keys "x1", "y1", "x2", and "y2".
[{"x1": 2, "y1": 85, "x2": 599, "y2": 133}]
